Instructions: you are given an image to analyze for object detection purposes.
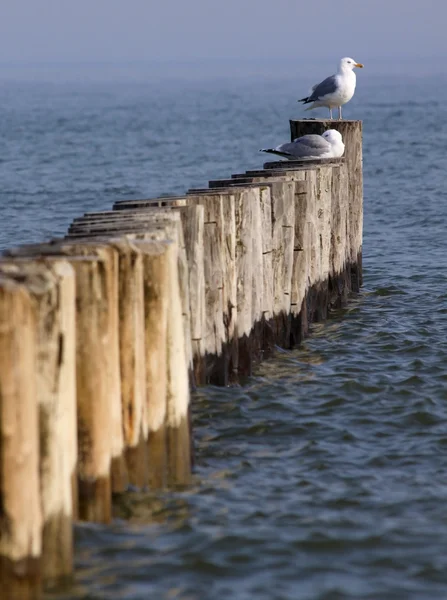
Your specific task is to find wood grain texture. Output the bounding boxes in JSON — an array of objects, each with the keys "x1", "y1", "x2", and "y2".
[
  {"x1": 0, "y1": 259, "x2": 76, "y2": 587},
  {"x1": 0, "y1": 277, "x2": 42, "y2": 599},
  {"x1": 290, "y1": 119, "x2": 363, "y2": 288},
  {"x1": 270, "y1": 181, "x2": 295, "y2": 346},
  {"x1": 226, "y1": 145, "x2": 360, "y2": 348},
  {"x1": 234, "y1": 188, "x2": 253, "y2": 374},
  {"x1": 3, "y1": 243, "x2": 122, "y2": 515},
  {"x1": 165, "y1": 242, "x2": 191, "y2": 486},
  {"x1": 220, "y1": 194, "x2": 238, "y2": 381},
  {"x1": 187, "y1": 194, "x2": 227, "y2": 384},
  {"x1": 180, "y1": 205, "x2": 206, "y2": 384},
  {"x1": 71, "y1": 256, "x2": 114, "y2": 522},
  {"x1": 110, "y1": 240, "x2": 147, "y2": 488},
  {"x1": 259, "y1": 186, "x2": 274, "y2": 323},
  {"x1": 138, "y1": 241, "x2": 170, "y2": 489},
  {"x1": 67, "y1": 211, "x2": 193, "y2": 384},
  {"x1": 113, "y1": 196, "x2": 187, "y2": 210}
]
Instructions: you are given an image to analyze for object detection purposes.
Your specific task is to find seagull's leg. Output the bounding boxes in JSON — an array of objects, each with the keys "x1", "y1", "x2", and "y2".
[
  {"x1": 338, "y1": 106, "x2": 342, "y2": 120},
  {"x1": 329, "y1": 107, "x2": 333, "y2": 120}
]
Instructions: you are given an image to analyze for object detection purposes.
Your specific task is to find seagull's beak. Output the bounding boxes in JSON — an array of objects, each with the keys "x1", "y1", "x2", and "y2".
[{"x1": 355, "y1": 63, "x2": 364, "y2": 68}]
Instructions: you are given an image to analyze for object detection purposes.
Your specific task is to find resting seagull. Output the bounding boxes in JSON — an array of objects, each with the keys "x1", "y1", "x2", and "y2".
[
  {"x1": 260, "y1": 129, "x2": 344, "y2": 161},
  {"x1": 298, "y1": 57, "x2": 364, "y2": 120}
]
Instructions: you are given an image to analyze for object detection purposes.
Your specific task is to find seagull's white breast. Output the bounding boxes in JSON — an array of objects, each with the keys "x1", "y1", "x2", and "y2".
[{"x1": 329, "y1": 71, "x2": 356, "y2": 107}]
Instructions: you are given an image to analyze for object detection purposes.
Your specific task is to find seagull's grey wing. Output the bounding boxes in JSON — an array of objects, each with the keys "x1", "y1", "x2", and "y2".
[
  {"x1": 279, "y1": 135, "x2": 331, "y2": 158},
  {"x1": 261, "y1": 134, "x2": 331, "y2": 159},
  {"x1": 307, "y1": 75, "x2": 338, "y2": 101},
  {"x1": 292, "y1": 134, "x2": 331, "y2": 150},
  {"x1": 260, "y1": 143, "x2": 299, "y2": 159}
]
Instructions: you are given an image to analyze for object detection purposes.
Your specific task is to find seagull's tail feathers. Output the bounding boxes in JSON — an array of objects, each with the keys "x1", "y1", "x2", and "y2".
[
  {"x1": 260, "y1": 148, "x2": 293, "y2": 159},
  {"x1": 298, "y1": 96, "x2": 310, "y2": 104}
]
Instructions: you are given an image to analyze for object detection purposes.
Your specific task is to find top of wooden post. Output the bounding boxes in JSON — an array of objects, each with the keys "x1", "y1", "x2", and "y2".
[
  {"x1": 290, "y1": 119, "x2": 362, "y2": 124},
  {"x1": 263, "y1": 157, "x2": 344, "y2": 170},
  {"x1": 289, "y1": 119, "x2": 363, "y2": 144}
]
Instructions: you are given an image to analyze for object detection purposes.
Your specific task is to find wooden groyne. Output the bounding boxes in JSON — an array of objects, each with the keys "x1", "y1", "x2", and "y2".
[{"x1": 0, "y1": 120, "x2": 362, "y2": 597}]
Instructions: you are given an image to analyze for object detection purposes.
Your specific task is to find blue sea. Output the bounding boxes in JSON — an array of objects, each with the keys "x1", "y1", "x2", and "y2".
[{"x1": 1, "y1": 62, "x2": 447, "y2": 599}]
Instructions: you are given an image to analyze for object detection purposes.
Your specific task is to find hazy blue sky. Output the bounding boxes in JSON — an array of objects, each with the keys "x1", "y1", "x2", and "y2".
[{"x1": 0, "y1": 0, "x2": 446, "y2": 65}]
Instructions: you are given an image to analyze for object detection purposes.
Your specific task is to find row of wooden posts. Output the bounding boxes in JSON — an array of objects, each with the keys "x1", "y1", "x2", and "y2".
[{"x1": 0, "y1": 120, "x2": 363, "y2": 598}]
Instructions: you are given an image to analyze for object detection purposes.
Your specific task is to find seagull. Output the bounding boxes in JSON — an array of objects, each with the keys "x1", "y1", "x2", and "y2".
[
  {"x1": 260, "y1": 129, "x2": 344, "y2": 161},
  {"x1": 298, "y1": 57, "x2": 364, "y2": 120}
]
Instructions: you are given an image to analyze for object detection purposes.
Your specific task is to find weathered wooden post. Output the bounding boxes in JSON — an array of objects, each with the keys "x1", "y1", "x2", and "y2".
[
  {"x1": 290, "y1": 119, "x2": 363, "y2": 289},
  {"x1": 111, "y1": 199, "x2": 206, "y2": 385},
  {"x1": 328, "y1": 163, "x2": 350, "y2": 308},
  {"x1": 65, "y1": 211, "x2": 193, "y2": 487},
  {"x1": 0, "y1": 277, "x2": 42, "y2": 599},
  {"x1": 165, "y1": 241, "x2": 191, "y2": 486},
  {"x1": 66, "y1": 210, "x2": 193, "y2": 383},
  {"x1": 0, "y1": 259, "x2": 77, "y2": 587},
  {"x1": 233, "y1": 187, "x2": 254, "y2": 375},
  {"x1": 201, "y1": 179, "x2": 296, "y2": 354},
  {"x1": 187, "y1": 192, "x2": 233, "y2": 384},
  {"x1": 214, "y1": 155, "x2": 354, "y2": 348},
  {"x1": 107, "y1": 239, "x2": 147, "y2": 489},
  {"x1": 140, "y1": 241, "x2": 170, "y2": 488},
  {"x1": 62, "y1": 243, "x2": 125, "y2": 497},
  {"x1": 68, "y1": 255, "x2": 114, "y2": 522},
  {"x1": 5, "y1": 243, "x2": 120, "y2": 522},
  {"x1": 180, "y1": 205, "x2": 206, "y2": 385},
  {"x1": 187, "y1": 184, "x2": 277, "y2": 378},
  {"x1": 129, "y1": 234, "x2": 193, "y2": 486}
]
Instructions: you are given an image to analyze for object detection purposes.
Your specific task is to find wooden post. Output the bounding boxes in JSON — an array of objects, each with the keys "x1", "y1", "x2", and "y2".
[
  {"x1": 66, "y1": 219, "x2": 193, "y2": 488},
  {"x1": 228, "y1": 159, "x2": 352, "y2": 346},
  {"x1": 120, "y1": 234, "x2": 192, "y2": 487},
  {"x1": 0, "y1": 259, "x2": 77, "y2": 587},
  {"x1": 126, "y1": 234, "x2": 193, "y2": 487},
  {"x1": 219, "y1": 195, "x2": 238, "y2": 382},
  {"x1": 113, "y1": 196, "x2": 187, "y2": 210},
  {"x1": 189, "y1": 187, "x2": 276, "y2": 379},
  {"x1": 269, "y1": 180, "x2": 295, "y2": 347},
  {"x1": 180, "y1": 205, "x2": 206, "y2": 385},
  {"x1": 290, "y1": 119, "x2": 363, "y2": 289},
  {"x1": 217, "y1": 182, "x2": 275, "y2": 358},
  {"x1": 5, "y1": 243, "x2": 120, "y2": 522},
  {"x1": 66, "y1": 210, "x2": 175, "y2": 237},
  {"x1": 109, "y1": 239, "x2": 147, "y2": 488},
  {"x1": 165, "y1": 242, "x2": 191, "y2": 486},
  {"x1": 251, "y1": 169, "x2": 312, "y2": 343},
  {"x1": 61, "y1": 244, "x2": 125, "y2": 496},
  {"x1": 328, "y1": 164, "x2": 350, "y2": 309},
  {"x1": 187, "y1": 193, "x2": 228, "y2": 384},
  {"x1": 290, "y1": 173, "x2": 312, "y2": 343},
  {"x1": 0, "y1": 277, "x2": 42, "y2": 600},
  {"x1": 259, "y1": 186, "x2": 275, "y2": 357},
  {"x1": 66, "y1": 210, "x2": 194, "y2": 387},
  {"x1": 70, "y1": 256, "x2": 114, "y2": 522},
  {"x1": 74, "y1": 233, "x2": 193, "y2": 490},
  {"x1": 247, "y1": 170, "x2": 311, "y2": 346},
  {"x1": 231, "y1": 186, "x2": 264, "y2": 371},
  {"x1": 234, "y1": 188, "x2": 253, "y2": 375},
  {"x1": 139, "y1": 241, "x2": 170, "y2": 488}
]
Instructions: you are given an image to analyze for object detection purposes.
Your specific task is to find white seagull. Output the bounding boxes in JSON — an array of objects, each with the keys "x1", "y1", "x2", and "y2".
[
  {"x1": 260, "y1": 129, "x2": 345, "y2": 161},
  {"x1": 298, "y1": 57, "x2": 364, "y2": 120}
]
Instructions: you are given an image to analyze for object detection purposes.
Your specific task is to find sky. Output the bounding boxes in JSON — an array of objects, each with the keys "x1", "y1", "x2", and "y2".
[{"x1": 0, "y1": 0, "x2": 446, "y2": 68}]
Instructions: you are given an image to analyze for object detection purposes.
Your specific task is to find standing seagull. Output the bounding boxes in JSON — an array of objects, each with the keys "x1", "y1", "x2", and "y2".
[
  {"x1": 298, "y1": 57, "x2": 364, "y2": 120},
  {"x1": 261, "y1": 129, "x2": 344, "y2": 161}
]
